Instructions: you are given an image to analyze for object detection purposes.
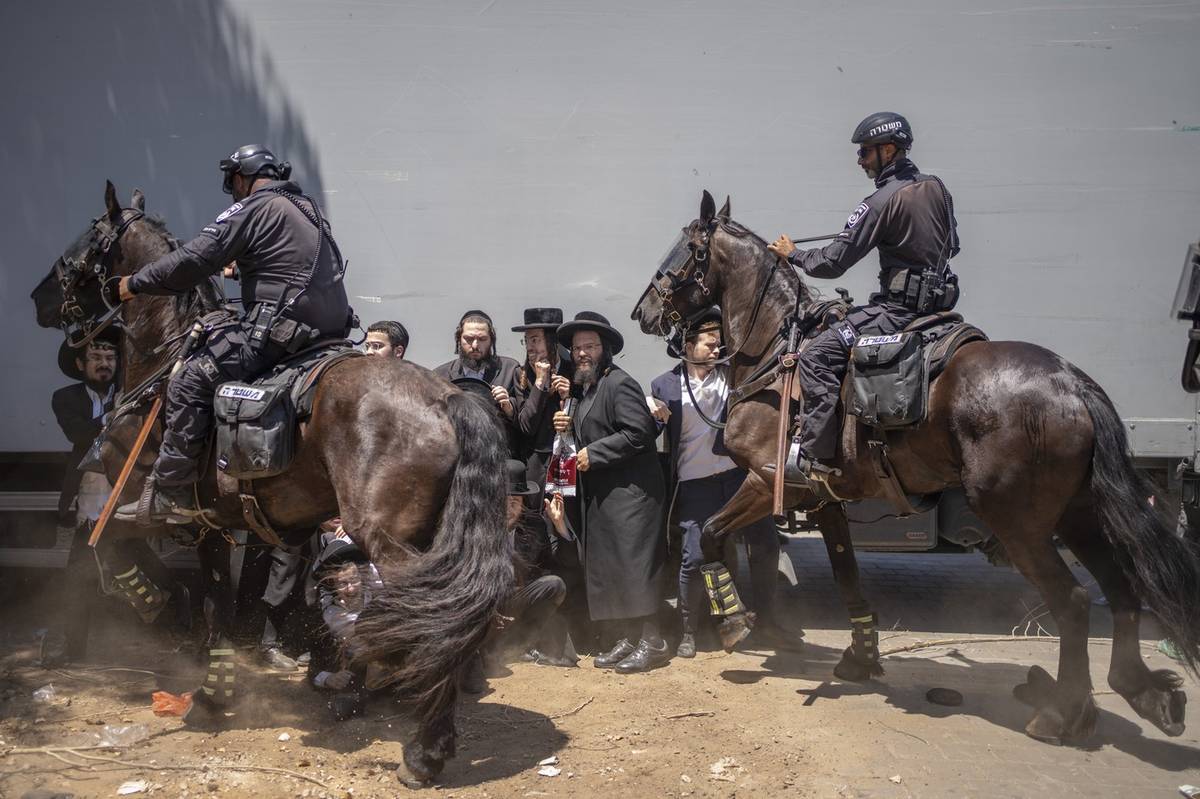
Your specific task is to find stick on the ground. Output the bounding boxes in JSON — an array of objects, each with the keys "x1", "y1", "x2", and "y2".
[
  {"x1": 660, "y1": 710, "x2": 716, "y2": 720},
  {"x1": 3, "y1": 746, "x2": 333, "y2": 791}
]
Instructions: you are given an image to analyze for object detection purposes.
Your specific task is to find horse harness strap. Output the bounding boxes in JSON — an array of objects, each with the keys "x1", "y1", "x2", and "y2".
[{"x1": 865, "y1": 435, "x2": 936, "y2": 517}]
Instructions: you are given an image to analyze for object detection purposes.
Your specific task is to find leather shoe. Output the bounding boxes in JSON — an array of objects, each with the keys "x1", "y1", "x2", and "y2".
[
  {"x1": 593, "y1": 638, "x2": 636, "y2": 669},
  {"x1": 260, "y1": 646, "x2": 298, "y2": 670},
  {"x1": 676, "y1": 632, "x2": 696, "y2": 659},
  {"x1": 530, "y1": 649, "x2": 578, "y2": 668},
  {"x1": 614, "y1": 639, "x2": 671, "y2": 674},
  {"x1": 114, "y1": 483, "x2": 201, "y2": 524}
]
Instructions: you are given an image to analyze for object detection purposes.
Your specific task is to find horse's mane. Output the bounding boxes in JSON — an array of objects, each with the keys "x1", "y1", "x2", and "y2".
[{"x1": 717, "y1": 217, "x2": 816, "y2": 304}]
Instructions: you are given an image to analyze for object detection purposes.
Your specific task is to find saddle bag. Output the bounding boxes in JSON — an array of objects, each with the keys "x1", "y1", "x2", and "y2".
[
  {"x1": 214, "y1": 381, "x2": 295, "y2": 479},
  {"x1": 848, "y1": 332, "x2": 927, "y2": 429}
]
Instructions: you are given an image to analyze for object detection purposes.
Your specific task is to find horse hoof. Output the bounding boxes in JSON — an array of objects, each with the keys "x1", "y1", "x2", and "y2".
[
  {"x1": 1013, "y1": 665, "x2": 1057, "y2": 709},
  {"x1": 395, "y1": 760, "x2": 430, "y2": 790},
  {"x1": 1024, "y1": 706, "x2": 1065, "y2": 746},
  {"x1": 1060, "y1": 695, "x2": 1099, "y2": 744},
  {"x1": 718, "y1": 612, "x2": 755, "y2": 653},
  {"x1": 833, "y1": 647, "x2": 884, "y2": 683},
  {"x1": 1128, "y1": 670, "x2": 1187, "y2": 737},
  {"x1": 400, "y1": 743, "x2": 443, "y2": 788}
]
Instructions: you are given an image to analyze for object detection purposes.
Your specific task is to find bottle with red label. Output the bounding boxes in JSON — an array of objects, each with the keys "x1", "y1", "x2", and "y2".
[{"x1": 545, "y1": 397, "x2": 578, "y2": 497}]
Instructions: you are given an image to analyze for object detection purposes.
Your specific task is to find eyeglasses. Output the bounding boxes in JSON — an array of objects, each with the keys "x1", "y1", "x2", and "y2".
[{"x1": 572, "y1": 342, "x2": 603, "y2": 354}]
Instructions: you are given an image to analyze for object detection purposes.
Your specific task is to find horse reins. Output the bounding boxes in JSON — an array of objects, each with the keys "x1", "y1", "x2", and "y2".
[{"x1": 668, "y1": 221, "x2": 813, "y2": 430}]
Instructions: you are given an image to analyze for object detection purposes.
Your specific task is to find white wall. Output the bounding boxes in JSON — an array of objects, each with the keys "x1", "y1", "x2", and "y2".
[{"x1": 3, "y1": 0, "x2": 1198, "y2": 451}]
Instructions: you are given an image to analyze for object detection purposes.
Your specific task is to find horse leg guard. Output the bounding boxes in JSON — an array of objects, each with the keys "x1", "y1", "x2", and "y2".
[
  {"x1": 184, "y1": 636, "x2": 236, "y2": 725},
  {"x1": 111, "y1": 564, "x2": 168, "y2": 624},
  {"x1": 833, "y1": 607, "x2": 884, "y2": 682},
  {"x1": 701, "y1": 562, "x2": 755, "y2": 652}
]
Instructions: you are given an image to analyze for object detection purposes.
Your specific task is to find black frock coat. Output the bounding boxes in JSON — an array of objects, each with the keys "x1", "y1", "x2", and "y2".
[{"x1": 572, "y1": 365, "x2": 666, "y2": 620}]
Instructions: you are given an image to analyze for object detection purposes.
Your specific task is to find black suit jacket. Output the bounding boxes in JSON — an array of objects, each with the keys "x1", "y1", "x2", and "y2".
[
  {"x1": 434, "y1": 355, "x2": 524, "y2": 454},
  {"x1": 51, "y1": 383, "x2": 112, "y2": 514},
  {"x1": 649, "y1": 364, "x2": 729, "y2": 493}
]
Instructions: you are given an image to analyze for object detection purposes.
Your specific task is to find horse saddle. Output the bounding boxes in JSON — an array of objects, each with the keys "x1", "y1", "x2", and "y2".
[
  {"x1": 848, "y1": 312, "x2": 987, "y2": 430},
  {"x1": 213, "y1": 340, "x2": 363, "y2": 481}
]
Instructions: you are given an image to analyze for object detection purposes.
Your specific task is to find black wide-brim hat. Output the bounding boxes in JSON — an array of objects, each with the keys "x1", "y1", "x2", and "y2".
[
  {"x1": 506, "y1": 458, "x2": 540, "y2": 496},
  {"x1": 557, "y1": 311, "x2": 624, "y2": 355},
  {"x1": 512, "y1": 307, "x2": 564, "y2": 332},
  {"x1": 58, "y1": 325, "x2": 122, "y2": 381},
  {"x1": 451, "y1": 375, "x2": 495, "y2": 404}
]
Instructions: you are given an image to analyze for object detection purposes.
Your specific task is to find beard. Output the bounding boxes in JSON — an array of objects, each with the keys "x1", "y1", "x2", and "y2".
[{"x1": 573, "y1": 363, "x2": 597, "y2": 387}]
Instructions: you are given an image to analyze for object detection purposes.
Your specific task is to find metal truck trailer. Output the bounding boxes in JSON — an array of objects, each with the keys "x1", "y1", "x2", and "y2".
[{"x1": 2, "y1": 0, "x2": 1197, "y2": 558}]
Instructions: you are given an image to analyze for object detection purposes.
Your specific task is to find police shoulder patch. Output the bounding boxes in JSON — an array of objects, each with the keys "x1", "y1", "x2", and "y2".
[
  {"x1": 845, "y1": 202, "x2": 870, "y2": 229},
  {"x1": 214, "y1": 201, "x2": 244, "y2": 224}
]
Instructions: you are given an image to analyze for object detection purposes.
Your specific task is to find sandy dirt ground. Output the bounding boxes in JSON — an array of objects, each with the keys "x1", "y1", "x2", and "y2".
[{"x1": 3, "y1": 540, "x2": 1200, "y2": 798}]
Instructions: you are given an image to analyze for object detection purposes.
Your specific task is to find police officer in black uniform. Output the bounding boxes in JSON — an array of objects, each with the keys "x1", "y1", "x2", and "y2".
[
  {"x1": 115, "y1": 145, "x2": 352, "y2": 521},
  {"x1": 767, "y1": 112, "x2": 960, "y2": 480}
]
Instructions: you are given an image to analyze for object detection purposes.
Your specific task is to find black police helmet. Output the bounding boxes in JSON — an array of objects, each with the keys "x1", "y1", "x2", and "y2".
[
  {"x1": 219, "y1": 144, "x2": 292, "y2": 194},
  {"x1": 850, "y1": 112, "x2": 913, "y2": 150}
]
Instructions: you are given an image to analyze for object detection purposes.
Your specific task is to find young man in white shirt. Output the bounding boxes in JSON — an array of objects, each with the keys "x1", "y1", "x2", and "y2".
[{"x1": 649, "y1": 309, "x2": 804, "y2": 657}]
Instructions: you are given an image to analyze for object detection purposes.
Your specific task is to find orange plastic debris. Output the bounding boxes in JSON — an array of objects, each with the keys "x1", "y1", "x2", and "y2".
[{"x1": 151, "y1": 690, "x2": 193, "y2": 717}]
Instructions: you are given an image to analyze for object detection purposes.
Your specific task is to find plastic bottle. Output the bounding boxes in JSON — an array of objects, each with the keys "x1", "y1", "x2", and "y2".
[{"x1": 545, "y1": 397, "x2": 578, "y2": 497}]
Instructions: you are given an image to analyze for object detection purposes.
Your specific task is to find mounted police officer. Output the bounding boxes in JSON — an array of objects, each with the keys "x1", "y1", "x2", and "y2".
[
  {"x1": 767, "y1": 112, "x2": 960, "y2": 481},
  {"x1": 114, "y1": 145, "x2": 352, "y2": 522}
]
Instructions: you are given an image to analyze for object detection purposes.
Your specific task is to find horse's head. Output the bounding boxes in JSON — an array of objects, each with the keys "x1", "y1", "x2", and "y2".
[
  {"x1": 31, "y1": 180, "x2": 173, "y2": 347},
  {"x1": 631, "y1": 190, "x2": 732, "y2": 339}
]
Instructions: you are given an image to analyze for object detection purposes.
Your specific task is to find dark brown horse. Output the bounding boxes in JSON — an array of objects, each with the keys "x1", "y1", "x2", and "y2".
[
  {"x1": 31, "y1": 182, "x2": 513, "y2": 786},
  {"x1": 631, "y1": 190, "x2": 1200, "y2": 745}
]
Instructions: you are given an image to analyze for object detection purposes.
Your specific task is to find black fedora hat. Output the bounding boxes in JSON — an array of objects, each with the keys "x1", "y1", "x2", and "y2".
[
  {"x1": 58, "y1": 325, "x2": 122, "y2": 381},
  {"x1": 557, "y1": 311, "x2": 624, "y2": 355},
  {"x1": 506, "y1": 459, "x2": 540, "y2": 496},
  {"x1": 511, "y1": 307, "x2": 564, "y2": 332},
  {"x1": 451, "y1": 375, "x2": 495, "y2": 404}
]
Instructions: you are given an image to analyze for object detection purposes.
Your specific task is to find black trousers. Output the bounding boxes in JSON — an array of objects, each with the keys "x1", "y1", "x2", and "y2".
[
  {"x1": 796, "y1": 303, "x2": 916, "y2": 460},
  {"x1": 155, "y1": 323, "x2": 276, "y2": 487},
  {"x1": 497, "y1": 574, "x2": 569, "y2": 656},
  {"x1": 260, "y1": 541, "x2": 312, "y2": 649}
]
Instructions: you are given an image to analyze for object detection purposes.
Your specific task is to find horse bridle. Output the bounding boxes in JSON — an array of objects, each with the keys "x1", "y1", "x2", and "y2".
[
  {"x1": 50, "y1": 208, "x2": 144, "y2": 348},
  {"x1": 642, "y1": 221, "x2": 718, "y2": 328}
]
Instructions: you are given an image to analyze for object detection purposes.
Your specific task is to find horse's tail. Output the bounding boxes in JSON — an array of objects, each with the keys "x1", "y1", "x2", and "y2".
[
  {"x1": 1077, "y1": 373, "x2": 1200, "y2": 673},
  {"x1": 352, "y1": 392, "x2": 513, "y2": 721}
]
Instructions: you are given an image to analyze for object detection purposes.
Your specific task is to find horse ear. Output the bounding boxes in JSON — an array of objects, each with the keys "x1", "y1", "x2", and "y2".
[
  {"x1": 718, "y1": 195, "x2": 731, "y2": 219},
  {"x1": 130, "y1": 188, "x2": 145, "y2": 212},
  {"x1": 104, "y1": 180, "x2": 121, "y2": 219},
  {"x1": 700, "y1": 190, "x2": 716, "y2": 224}
]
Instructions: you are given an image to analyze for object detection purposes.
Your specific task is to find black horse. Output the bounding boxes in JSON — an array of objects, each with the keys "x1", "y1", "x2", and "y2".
[
  {"x1": 32, "y1": 181, "x2": 513, "y2": 786},
  {"x1": 631, "y1": 191, "x2": 1200, "y2": 745}
]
